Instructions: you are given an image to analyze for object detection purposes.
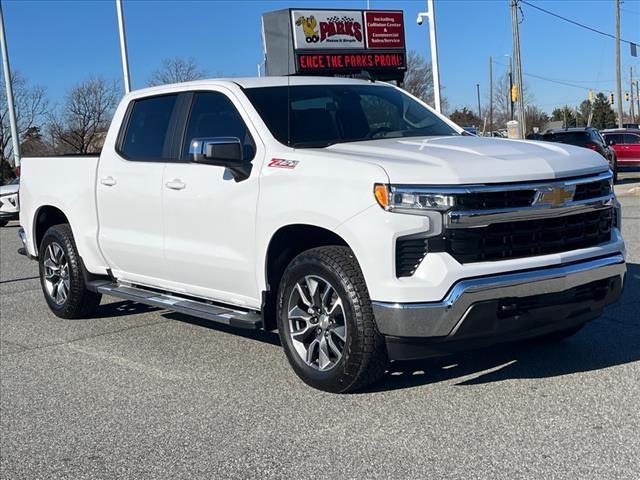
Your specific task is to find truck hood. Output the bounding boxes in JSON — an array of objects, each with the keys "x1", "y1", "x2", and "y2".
[{"x1": 324, "y1": 136, "x2": 609, "y2": 184}]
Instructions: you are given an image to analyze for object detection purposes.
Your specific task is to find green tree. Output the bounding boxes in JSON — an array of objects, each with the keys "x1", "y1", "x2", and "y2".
[
  {"x1": 551, "y1": 106, "x2": 577, "y2": 128},
  {"x1": 449, "y1": 107, "x2": 481, "y2": 127},
  {"x1": 590, "y1": 93, "x2": 616, "y2": 130},
  {"x1": 576, "y1": 99, "x2": 592, "y2": 127}
]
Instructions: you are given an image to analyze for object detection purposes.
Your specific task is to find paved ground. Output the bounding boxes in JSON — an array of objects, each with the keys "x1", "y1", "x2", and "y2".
[{"x1": 1, "y1": 180, "x2": 639, "y2": 479}]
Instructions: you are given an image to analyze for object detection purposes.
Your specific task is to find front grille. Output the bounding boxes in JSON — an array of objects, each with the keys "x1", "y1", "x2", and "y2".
[
  {"x1": 456, "y1": 190, "x2": 535, "y2": 210},
  {"x1": 573, "y1": 178, "x2": 611, "y2": 201},
  {"x1": 431, "y1": 208, "x2": 613, "y2": 264},
  {"x1": 396, "y1": 236, "x2": 428, "y2": 277}
]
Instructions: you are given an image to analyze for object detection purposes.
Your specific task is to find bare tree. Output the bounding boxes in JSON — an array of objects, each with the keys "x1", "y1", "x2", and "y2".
[
  {"x1": 491, "y1": 72, "x2": 533, "y2": 127},
  {"x1": 401, "y1": 51, "x2": 448, "y2": 112},
  {"x1": 0, "y1": 71, "x2": 49, "y2": 178},
  {"x1": 147, "y1": 57, "x2": 208, "y2": 86},
  {"x1": 49, "y1": 76, "x2": 120, "y2": 154}
]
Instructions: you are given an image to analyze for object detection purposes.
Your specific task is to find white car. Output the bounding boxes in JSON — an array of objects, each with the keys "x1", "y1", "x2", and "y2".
[
  {"x1": 0, "y1": 177, "x2": 20, "y2": 227},
  {"x1": 17, "y1": 77, "x2": 626, "y2": 392}
]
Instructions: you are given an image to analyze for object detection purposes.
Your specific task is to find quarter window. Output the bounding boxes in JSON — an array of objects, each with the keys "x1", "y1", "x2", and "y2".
[{"x1": 120, "y1": 94, "x2": 179, "y2": 161}]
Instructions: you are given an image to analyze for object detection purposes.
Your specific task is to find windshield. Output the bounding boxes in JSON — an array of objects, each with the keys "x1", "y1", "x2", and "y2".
[{"x1": 244, "y1": 84, "x2": 460, "y2": 148}]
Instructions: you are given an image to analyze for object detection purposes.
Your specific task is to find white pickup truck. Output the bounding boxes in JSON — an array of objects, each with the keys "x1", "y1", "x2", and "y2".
[{"x1": 19, "y1": 77, "x2": 626, "y2": 392}]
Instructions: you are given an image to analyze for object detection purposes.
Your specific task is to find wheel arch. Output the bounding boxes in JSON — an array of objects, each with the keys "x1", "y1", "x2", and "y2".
[
  {"x1": 33, "y1": 205, "x2": 70, "y2": 255},
  {"x1": 262, "y1": 224, "x2": 351, "y2": 331}
]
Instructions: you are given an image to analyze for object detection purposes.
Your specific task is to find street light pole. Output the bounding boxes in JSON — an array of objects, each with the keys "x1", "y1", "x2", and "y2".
[
  {"x1": 0, "y1": 1, "x2": 21, "y2": 171},
  {"x1": 476, "y1": 83, "x2": 481, "y2": 119},
  {"x1": 510, "y1": 0, "x2": 526, "y2": 138},
  {"x1": 615, "y1": 0, "x2": 623, "y2": 128},
  {"x1": 116, "y1": 0, "x2": 131, "y2": 94},
  {"x1": 507, "y1": 54, "x2": 514, "y2": 121},
  {"x1": 417, "y1": 1, "x2": 442, "y2": 113}
]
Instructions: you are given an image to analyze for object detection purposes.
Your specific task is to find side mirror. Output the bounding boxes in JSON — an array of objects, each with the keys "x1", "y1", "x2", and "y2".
[{"x1": 189, "y1": 137, "x2": 252, "y2": 181}]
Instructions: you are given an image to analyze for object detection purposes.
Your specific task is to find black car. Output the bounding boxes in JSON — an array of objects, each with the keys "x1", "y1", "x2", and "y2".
[{"x1": 536, "y1": 127, "x2": 618, "y2": 182}]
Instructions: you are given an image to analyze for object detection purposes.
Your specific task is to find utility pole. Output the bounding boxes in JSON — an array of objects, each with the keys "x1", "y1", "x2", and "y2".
[
  {"x1": 417, "y1": 1, "x2": 442, "y2": 113},
  {"x1": 510, "y1": 0, "x2": 526, "y2": 138},
  {"x1": 0, "y1": 1, "x2": 21, "y2": 171},
  {"x1": 630, "y1": 67, "x2": 636, "y2": 123},
  {"x1": 476, "y1": 83, "x2": 481, "y2": 119},
  {"x1": 615, "y1": 0, "x2": 623, "y2": 128},
  {"x1": 636, "y1": 80, "x2": 640, "y2": 122},
  {"x1": 116, "y1": 0, "x2": 131, "y2": 94},
  {"x1": 488, "y1": 57, "x2": 494, "y2": 134}
]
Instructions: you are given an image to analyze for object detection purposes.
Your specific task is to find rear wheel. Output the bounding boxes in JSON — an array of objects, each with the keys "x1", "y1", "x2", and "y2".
[
  {"x1": 0, "y1": 220, "x2": 7, "y2": 227},
  {"x1": 277, "y1": 246, "x2": 387, "y2": 393},
  {"x1": 39, "y1": 224, "x2": 102, "y2": 318}
]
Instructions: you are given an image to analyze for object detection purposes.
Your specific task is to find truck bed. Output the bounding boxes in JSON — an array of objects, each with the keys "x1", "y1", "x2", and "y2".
[{"x1": 19, "y1": 155, "x2": 108, "y2": 274}]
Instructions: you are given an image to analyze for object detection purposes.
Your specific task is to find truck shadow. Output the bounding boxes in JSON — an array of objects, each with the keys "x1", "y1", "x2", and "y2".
[
  {"x1": 93, "y1": 300, "x2": 161, "y2": 319},
  {"x1": 368, "y1": 262, "x2": 640, "y2": 393}
]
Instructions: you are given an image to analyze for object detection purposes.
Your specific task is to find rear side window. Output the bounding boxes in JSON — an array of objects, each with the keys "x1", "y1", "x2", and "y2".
[
  {"x1": 624, "y1": 133, "x2": 640, "y2": 144},
  {"x1": 541, "y1": 132, "x2": 589, "y2": 146},
  {"x1": 120, "y1": 94, "x2": 179, "y2": 160}
]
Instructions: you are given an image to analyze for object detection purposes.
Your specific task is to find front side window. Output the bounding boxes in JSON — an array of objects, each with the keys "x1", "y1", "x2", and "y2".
[
  {"x1": 182, "y1": 92, "x2": 255, "y2": 160},
  {"x1": 605, "y1": 133, "x2": 624, "y2": 145},
  {"x1": 120, "y1": 94, "x2": 179, "y2": 160},
  {"x1": 244, "y1": 84, "x2": 459, "y2": 148}
]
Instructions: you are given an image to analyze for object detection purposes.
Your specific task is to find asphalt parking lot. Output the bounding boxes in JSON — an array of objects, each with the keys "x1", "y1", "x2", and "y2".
[{"x1": 1, "y1": 178, "x2": 639, "y2": 479}]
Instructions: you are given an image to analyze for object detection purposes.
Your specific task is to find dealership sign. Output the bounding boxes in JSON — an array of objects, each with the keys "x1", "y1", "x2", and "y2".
[
  {"x1": 292, "y1": 10, "x2": 365, "y2": 49},
  {"x1": 263, "y1": 8, "x2": 407, "y2": 81}
]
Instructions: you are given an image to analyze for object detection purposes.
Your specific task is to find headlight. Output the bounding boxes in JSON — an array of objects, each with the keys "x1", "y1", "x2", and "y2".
[{"x1": 374, "y1": 184, "x2": 455, "y2": 213}]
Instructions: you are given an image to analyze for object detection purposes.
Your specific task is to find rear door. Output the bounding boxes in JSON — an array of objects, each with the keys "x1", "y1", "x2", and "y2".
[
  {"x1": 97, "y1": 93, "x2": 182, "y2": 285},
  {"x1": 160, "y1": 89, "x2": 263, "y2": 307},
  {"x1": 623, "y1": 133, "x2": 640, "y2": 162}
]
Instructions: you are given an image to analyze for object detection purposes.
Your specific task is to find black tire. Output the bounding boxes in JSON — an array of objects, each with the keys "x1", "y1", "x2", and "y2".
[
  {"x1": 0, "y1": 220, "x2": 8, "y2": 227},
  {"x1": 277, "y1": 246, "x2": 387, "y2": 393},
  {"x1": 537, "y1": 323, "x2": 585, "y2": 343},
  {"x1": 38, "y1": 224, "x2": 102, "y2": 319}
]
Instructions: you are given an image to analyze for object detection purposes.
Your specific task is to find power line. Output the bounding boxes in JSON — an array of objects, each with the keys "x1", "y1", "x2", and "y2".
[
  {"x1": 492, "y1": 58, "x2": 598, "y2": 91},
  {"x1": 519, "y1": 0, "x2": 638, "y2": 46}
]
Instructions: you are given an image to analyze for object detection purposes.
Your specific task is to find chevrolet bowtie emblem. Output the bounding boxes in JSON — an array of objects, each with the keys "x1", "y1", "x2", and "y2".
[{"x1": 535, "y1": 185, "x2": 576, "y2": 206}]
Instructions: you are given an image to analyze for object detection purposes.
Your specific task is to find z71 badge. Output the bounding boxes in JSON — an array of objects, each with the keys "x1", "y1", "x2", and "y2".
[{"x1": 268, "y1": 158, "x2": 299, "y2": 169}]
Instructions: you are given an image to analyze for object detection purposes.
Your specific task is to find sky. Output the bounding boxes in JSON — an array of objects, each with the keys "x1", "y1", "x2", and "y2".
[{"x1": 2, "y1": 0, "x2": 639, "y2": 114}]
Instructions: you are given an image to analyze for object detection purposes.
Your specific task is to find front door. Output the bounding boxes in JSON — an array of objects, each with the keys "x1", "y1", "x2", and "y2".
[{"x1": 161, "y1": 90, "x2": 263, "y2": 308}]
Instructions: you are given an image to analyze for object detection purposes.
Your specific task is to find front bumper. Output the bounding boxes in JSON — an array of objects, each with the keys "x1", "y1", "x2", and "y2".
[
  {"x1": 0, "y1": 210, "x2": 19, "y2": 221},
  {"x1": 373, "y1": 254, "x2": 626, "y2": 359}
]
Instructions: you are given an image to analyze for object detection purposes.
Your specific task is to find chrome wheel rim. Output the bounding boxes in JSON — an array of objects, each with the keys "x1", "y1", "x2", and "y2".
[
  {"x1": 43, "y1": 242, "x2": 70, "y2": 306},
  {"x1": 287, "y1": 275, "x2": 347, "y2": 372}
]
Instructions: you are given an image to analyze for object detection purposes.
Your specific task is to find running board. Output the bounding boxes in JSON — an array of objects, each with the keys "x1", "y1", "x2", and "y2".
[{"x1": 91, "y1": 281, "x2": 262, "y2": 330}]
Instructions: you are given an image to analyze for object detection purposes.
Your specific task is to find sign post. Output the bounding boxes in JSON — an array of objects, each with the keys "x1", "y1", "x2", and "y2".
[{"x1": 0, "y1": 2, "x2": 21, "y2": 171}]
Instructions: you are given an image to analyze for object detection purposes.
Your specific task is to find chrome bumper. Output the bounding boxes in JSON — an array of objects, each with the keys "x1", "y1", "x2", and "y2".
[{"x1": 373, "y1": 254, "x2": 626, "y2": 338}]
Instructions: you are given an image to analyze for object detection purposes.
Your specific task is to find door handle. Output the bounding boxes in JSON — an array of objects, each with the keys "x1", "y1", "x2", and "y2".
[
  {"x1": 100, "y1": 176, "x2": 117, "y2": 187},
  {"x1": 165, "y1": 179, "x2": 186, "y2": 190}
]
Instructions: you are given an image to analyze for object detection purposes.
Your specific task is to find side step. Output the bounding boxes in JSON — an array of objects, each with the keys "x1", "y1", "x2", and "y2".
[{"x1": 91, "y1": 281, "x2": 262, "y2": 330}]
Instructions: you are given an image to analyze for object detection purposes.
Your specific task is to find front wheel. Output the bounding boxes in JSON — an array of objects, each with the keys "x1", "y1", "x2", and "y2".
[
  {"x1": 39, "y1": 224, "x2": 102, "y2": 318},
  {"x1": 0, "y1": 220, "x2": 8, "y2": 227},
  {"x1": 277, "y1": 246, "x2": 387, "y2": 393}
]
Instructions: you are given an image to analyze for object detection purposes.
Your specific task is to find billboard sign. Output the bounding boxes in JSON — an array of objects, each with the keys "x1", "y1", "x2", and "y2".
[
  {"x1": 291, "y1": 10, "x2": 365, "y2": 49},
  {"x1": 263, "y1": 8, "x2": 407, "y2": 81}
]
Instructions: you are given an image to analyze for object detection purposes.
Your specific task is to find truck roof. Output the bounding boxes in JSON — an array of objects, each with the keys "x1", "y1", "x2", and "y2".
[{"x1": 128, "y1": 76, "x2": 382, "y2": 99}]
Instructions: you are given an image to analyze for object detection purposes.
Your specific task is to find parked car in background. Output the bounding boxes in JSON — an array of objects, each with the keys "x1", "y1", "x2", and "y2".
[
  {"x1": 537, "y1": 127, "x2": 618, "y2": 182},
  {"x1": 0, "y1": 177, "x2": 20, "y2": 227},
  {"x1": 602, "y1": 129, "x2": 640, "y2": 168}
]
